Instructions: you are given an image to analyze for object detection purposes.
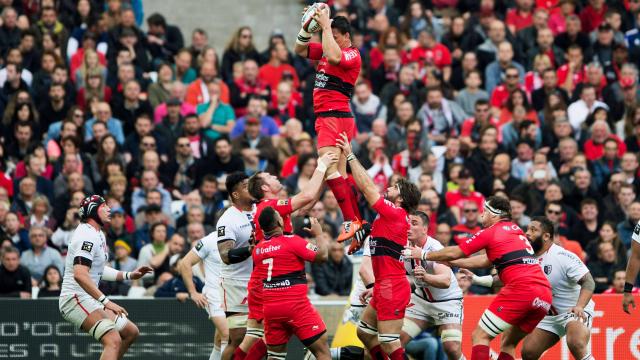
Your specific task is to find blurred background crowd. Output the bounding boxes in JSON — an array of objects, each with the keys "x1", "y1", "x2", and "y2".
[{"x1": 0, "y1": 0, "x2": 638, "y2": 302}]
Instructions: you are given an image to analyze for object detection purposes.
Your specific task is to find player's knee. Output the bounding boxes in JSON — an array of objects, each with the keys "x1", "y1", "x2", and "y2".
[
  {"x1": 125, "y1": 323, "x2": 139, "y2": 342},
  {"x1": 356, "y1": 320, "x2": 378, "y2": 345},
  {"x1": 472, "y1": 326, "x2": 491, "y2": 344},
  {"x1": 378, "y1": 333, "x2": 400, "y2": 353},
  {"x1": 101, "y1": 330, "x2": 122, "y2": 350},
  {"x1": 566, "y1": 336, "x2": 587, "y2": 355},
  {"x1": 442, "y1": 339, "x2": 462, "y2": 357},
  {"x1": 520, "y1": 346, "x2": 538, "y2": 360}
]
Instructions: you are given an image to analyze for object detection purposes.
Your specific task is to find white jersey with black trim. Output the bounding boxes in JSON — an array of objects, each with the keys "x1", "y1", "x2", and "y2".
[
  {"x1": 216, "y1": 205, "x2": 255, "y2": 281},
  {"x1": 405, "y1": 236, "x2": 462, "y2": 302},
  {"x1": 193, "y1": 232, "x2": 222, "y2": 291},
  {"x1": 60, "y1": 223, "x2": 109, "y2": 297},
  {"x1": 349, "y1": 238, "x2": 370, "y2": 306},
  {"x1": 536, "y1": 244, "x2": 595, "y2": 314},
  {"x1": 632, "y1": 220, "x2": 640, "y2": 244}
]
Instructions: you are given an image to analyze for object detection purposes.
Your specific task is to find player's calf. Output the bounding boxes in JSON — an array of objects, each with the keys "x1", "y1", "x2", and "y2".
[
  {"x1": 305, "y1": 331, "x2": 331, "y2": 360},
  {"x1": 565, "y1": 321, "x2": 592, "y2": 360},
  {"x1": 100, "y1": 330, "x2": 122, "y2": 360}
]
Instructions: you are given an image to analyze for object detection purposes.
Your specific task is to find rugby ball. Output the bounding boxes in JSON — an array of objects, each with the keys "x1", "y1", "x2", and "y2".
[{"x1": 301, "y1": 3, "x2": 330, "y2": 33}]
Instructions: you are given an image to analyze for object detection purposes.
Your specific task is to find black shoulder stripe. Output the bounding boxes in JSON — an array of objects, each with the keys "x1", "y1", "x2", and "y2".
[{"x1": 73, "y1": 256, "x2": 93, "y2": 267}]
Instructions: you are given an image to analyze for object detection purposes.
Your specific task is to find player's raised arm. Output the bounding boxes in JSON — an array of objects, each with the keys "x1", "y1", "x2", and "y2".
[
  {"x1": 304, "y1": 217, "x2": 330, "y2": 263},
  {"x1": 336, "y1": 133, "x2": 380, "y2": 206},
  {"x1": 290, "y1": 152, "x2": 338, "y2": 211},
  {"x1": 315, "y1": 7, "x2": 342, "y2": 65}
]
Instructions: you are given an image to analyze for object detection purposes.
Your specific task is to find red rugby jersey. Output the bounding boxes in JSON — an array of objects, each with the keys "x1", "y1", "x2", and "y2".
[
  {"x1": 458, "y1": 220, "x2": 550, "y2": 288},
  {"x1": 369, "y1": 197, "x2": 410, "y2": 279},
  {"x1": 307, "y1": 42, "x2": 361, "y2": 114},
  {"x1": 252, "y1": 234, "x2": 317, "y2": 302}
]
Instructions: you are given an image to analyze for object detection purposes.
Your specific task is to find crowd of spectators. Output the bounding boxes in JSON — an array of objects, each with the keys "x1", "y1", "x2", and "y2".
[{"x1": 1, "y1": 0, "x2": 639, "y2": 300}]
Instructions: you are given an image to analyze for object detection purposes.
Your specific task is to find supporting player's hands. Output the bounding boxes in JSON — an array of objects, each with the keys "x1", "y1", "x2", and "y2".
[
  {"x1": 402, "y1": 245, "x2": 423, "y2": 260},
  {"x1": 359, "y1": 288, "x2": 373, "y2": 304},
  {"x1": 623, "y1": 293, "x2": 636, "y2": 314},
  {"x1": 569, "y1": 305, "x2": 587, "y2": 322},
  {"x1": 318, "y1": 151, "x2": 339, "y2": 170},
  {"x1": 413, "y1": 265, "x2": 427, "y2": 281},
  {"x1": 336, "y1": 132, "x2": 353, "y2": 156},
  {"x1": 189, "y1": 291, "x2": 208, "y2": 309},
  {"x1": 176, "y1": 292, "x2": 189, "y2": 302},
  {"x1": 105, "y1": 300, "x2": 128, "y2": 317},
  {"x1": 458, "y1": 268, "x2": 476, "y2": 281},
  {"x1": 129, "y1": 266, "x2": 154, "y2": 280},
  {"x1": 304, "y1": 217, "x2": 323, "y2": 237},
  {"x1": 313, "y1": 5, "x2": 331, "y2": 30}
]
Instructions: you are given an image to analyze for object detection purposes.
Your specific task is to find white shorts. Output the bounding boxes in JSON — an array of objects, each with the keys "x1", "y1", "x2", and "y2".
[
  {"x1": 204, "y1": 286, "x2": 225, "y2": 318},
  {"x1": 59, "y1": 294, "x2": 103, "y2": 329},
  {"x1": 221, "y1": 277, "x2": 248, "y2": 313},
  {"x1": 342, "y1": 305, "x2": 365, "y2": 325},
  {"x1": 405, "y1": 294, "x2": 463, "y2": 326},
  {"x1": 536, "y1": 310, "x2": 594, "y2": 338}
]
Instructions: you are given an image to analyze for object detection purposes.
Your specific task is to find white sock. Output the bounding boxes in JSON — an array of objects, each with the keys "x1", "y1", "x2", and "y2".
[
  {"x1": 330, "y1": 347, "x2": 340, "y2": 360},
  {"x1": 580, "y1": 354, "x2": 594, "y2": 360},
  {"x1": 459, "y1": 355, "x2": 467, "y2": 360},
  {"x1": 210, "y1": 345, "x2": 220, "y2": 360},
  {"x1": 220, "y1": 341, "x2": 228, "y2": 356},
  {"x1": 327, "y1": 171, "x2": 341, "y2": 180}
]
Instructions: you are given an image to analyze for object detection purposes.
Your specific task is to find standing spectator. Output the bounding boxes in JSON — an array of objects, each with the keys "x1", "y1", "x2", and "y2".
[
  {"x1": 221, "y1": 26, "x2": 260, "y2": 83},
  {"x1": 352, "y1": 81, "x2": 387, "y2": 134},
  {"x1": 197, "y1": 81, "x2": 235, "y2": 141},
  {"x1": 185, "y1": 61, "x2": 230, "y2": 106},
  {"x1": 146, "y1": 13, "x2": 184, "y2": 64},
  {"x1": 258, "y1": 42, "x2": 299, "y2": 91},
  {"x1": 311, "y1": 239, "x2": 353, "y2": 296},
  {"x1": 37, "y1": 265, "x2": 62, "y2": 298},
  {"x1": 0, "y1": 247, "x2": 31, "y2": 298},
  {"x1": 19, "y1": 226, "x2": 63, "y2": 283}
]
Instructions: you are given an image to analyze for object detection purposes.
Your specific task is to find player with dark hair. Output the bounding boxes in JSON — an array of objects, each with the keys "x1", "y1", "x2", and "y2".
[
  {"x1": 404, "y1": 196, "x2": 552, "y2": 360},
  {"x1": 59, "y1": 195, "x2": 152, "y2": 360},
  {"x1": 233, "y1": 152, "x2": 337, "y2": 360},
  {"x1": 253, "y1": 206, "x2": 331, "y2": 359},
  {"x1": 216, "y1": 172, "x2": 256, "y2": 360},
  {"x1": 336, "y1": 133, "x2": 421, "y2": 360},
  {"x1": 463, "y1": 216, "x2": 596, "y2": 360},
  {"x1": 294, "y1": 7, "x2": 364, "y2": 243}
]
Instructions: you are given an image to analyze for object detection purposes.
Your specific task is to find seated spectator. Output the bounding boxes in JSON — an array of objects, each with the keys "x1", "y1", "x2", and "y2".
[
  {"x1": 531, "y1": 68, "x2": 570, "y2": 112},
  {"x1": 231, "y1": 116, "x2": 278, "y2": 175},
  {"x1": 311, "y1": 238, "x2": 352, "y2": 296},
  {"x1": 569, "y1": 199, "x2": 601, "y2": 248},
  {"x1": 185, "y1": 61, "x2": 230, "y2": 107},
  {"x1": 133, "y1": 205, "x2": 175, "y2": 254},
  {"x1": 280, "y1": 132, "x2": 313, "y2": 178},
  {"x1": 6, "y1": 122, "x2": 37, "y2": 163},
  {"x1": 583, "y1": 120, "x2": 626, "y2": 161},
  {"x1": 53, "y1": 153, "x2": 94, "y2": 199},
  {"x1": 269, "y1": 81, "x2": 302, "y2": 126},
  {"x1": 102, "y1": 240, "x2": 138, "y2": 296},
  {"x1": 618, "y1": 201, "x2": 640, "y2": 248},
  {"x1": 176, "y1": 204, "x2": 214, "y2": 237},
  {"x1": 137, "y1": 222, "x2": 170, "y2": 285},
  {"x1": 586, "y1": 221, "x2": 628, "y2": 265},
  {"x1": 26, "y1": 195, "x2": 56, "y2": 233},
  {"x1": 0, "y1": 247, "x2": 32, "y2": 298},
  {"x1": 11, "y1": 176, "x2": 39, "y2": 218},
  {"x1": 485, "y1": 42, "x2": 525, "y2": 96},
  {"x1": 51, "y1": 201, "x2": 82, "y2": 254},
  {"x1": 37, "y1": 264, "x2": 62, "y2": 298},
  {"x1": 284, "y1": 153, "x2": 318, "y2": 194},
  {"x1": 197, "y1": 81, "x2": 235, "y2": 141},
  {"x1": 258, "y1": 42, "x2": 299, "y2": 91},
  {"x1": 221, "y1": 26, "x2": 261, "y2": 83},
  {"x1": 105, "y1": 207, "x2": 133, "y2": 252},
  {"x1": 562, "y1": 168, "x2": 602, "y2": 212},
  {"x1": 454, "y1": 70, "x2": 489, "y2": 117},
  {"x1": 2, "y1": 212, "x2": 30, "y2": 253},
  {"x1": 603, "y1": 270, "x2": 640, "y2": 294},
  {"x1": 510, "y1": 195, "x2": 531, "y2": 230},
  {"x1": 84, "y1": 101, "x2": 124, "y2": 145},
  {"x1": 154, "y1": 256, "x2": 204, "y2": 300},
  {"x1": 459, "y1": 100, "x2": 499, "y2": 153},
  {"x1": 451, "y1": 201, "x2": 482, "y2": 245},
  {"x1": 131, "y1": 170, "x2": 172, "y2": 216},
  {"x1": 352, "y1": 81, "x2": 387, "y2": 134},
  {"x1": 148, "y1": 233, "x2": 186, "y2": 283},
  {"x1": 112, "y1": 80, "x2": 153, "y2": 135},
  {"x1": 588, "y1": 241, "x2": 625, "y2": 293},
  {"x1": 444, "y1": 168, "x2": 485, "y2": 222},
  {"x1": 19, "y1": 226, "x2": 63, "y2": 283},
  {"x1": 567, "y1": 85, "x2": 608, "y2": 132},
  {"x1": 489, "y1": 65, "x2": 527, "y2": 119},
  {"x1": 417, "y1": 87, "x2": 466, "y2": 145},
  {"x1": 146, "y1": 13, "x2": 184, "y2": 64}
]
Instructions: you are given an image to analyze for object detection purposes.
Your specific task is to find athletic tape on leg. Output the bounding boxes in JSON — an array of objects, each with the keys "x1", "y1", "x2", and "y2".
[
  {"x1": 227, "y1": 314, "x2": 248, "y2": 329},
  {"x1": 357, "y1": 320, "x2": 378, "y2": 335},
  {"x1": 479, "y1": 310, "x2": 512, "y2": 338},
  {"x1": 89, "y1": 318, "x2": 116, "y2": 341},
  {"x1": 440, "y1": 329, "x2": 463, "y2": 343},
  {"x1": 267, "y1": 351, "x2": 287, "y2": 359},
  {"x1": 114, "y1": 314, "x2": 129, "y2": 331},
  {"x1": 378, "y1": 333, "x2": 400, "y2": 344},
  {"x1": 401, "y1": 319, "x2": 422, "y2": 338},
  {"x1": 246, "y1": 327, "x2": 264, "y2": 338}
]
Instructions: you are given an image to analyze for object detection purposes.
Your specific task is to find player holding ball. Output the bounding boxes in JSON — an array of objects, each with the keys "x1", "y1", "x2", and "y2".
[{"x1": 294, "y1": 3, "x2": 365, "y2": 247}]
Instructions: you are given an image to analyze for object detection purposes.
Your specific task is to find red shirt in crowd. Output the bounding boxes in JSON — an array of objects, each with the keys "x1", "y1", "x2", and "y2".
[
  {"x1": 505, "y1": 9, "x2": 533, "y2": 32},
  {"x1": 451, "y1": 223, "x2": 481, "y2": 245},
  {"x1": 258, "y1": 63, "x2": 300, "y2": 91},
  {"x1": 490, "y1": 84, "x2": 527, "y2": 108},
  {"x1": 579, "y1": 4, "x2": 607, "y2": 33},
  {"x1": 583, "y1": 135, "x2": 627, "y2": 161},
  {"x1": 409, "y1": 43, "x2": 452, "y2": 70},
  {"x1": 445, "y1": 190, "x2": 485, "y2": 210}
]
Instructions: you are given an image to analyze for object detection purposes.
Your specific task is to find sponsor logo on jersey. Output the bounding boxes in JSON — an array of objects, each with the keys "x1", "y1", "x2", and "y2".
[
  {"x1": 544, "y1": 264, "x2": 552, "y2": 275},
  {"x1": 260, "y1": 244, "x2": 282, "y2": 254},
  {"x1": 306, "y1": 243, "x2": 318, "y2": 252},
  {"x1": 277, "y1": 199, "x2": 289, "y2": 206},
  {"x1": 196, "y1": 241, "x2": 203, "y2": 251},
  {"x1": 344, "y1": 49, "x2": 358, "y2": 61},
  {"x1": 81, "y1": 241, "x2": 94, "y2": 252},
  {"x1": 634, "y1": 223, "x2": 640, "y2": 236},
  {"x1": 218, "y1": 226, "x2": 225, "y2": 237},
  {"x1": 532, "y1": 297, "x2": 551, "y2": 311}
]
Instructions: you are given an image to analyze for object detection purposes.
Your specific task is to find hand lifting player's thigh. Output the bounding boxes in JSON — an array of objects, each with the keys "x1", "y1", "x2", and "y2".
[
  {"x1": 400, "y1": 317, "x2": 429, "y2": 345},
  {"x1": 564, "y1": 320, "x2": 591, "y2": 359},
  {"x1": 377, "y1": 319, "x2": 404, "y2": 353},
  {"x1": 356, "y1": 305, "x2": 379, "y2": 346},
  {"x1": 499, "y1": 326, "x2": 529, "y2": 356},
  {"x1": 438, "y1": 323, "x2": 463, "y2": 360},
  {"x1": 520, "y1": 328, "x2": 560, "y2": 360}
]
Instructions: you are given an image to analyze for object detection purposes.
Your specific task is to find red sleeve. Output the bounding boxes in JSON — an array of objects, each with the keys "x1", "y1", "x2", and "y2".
[
  {"x1": 439, "y1": 46, "x2": 451, "y2": 67},
  {"x1": 444, "y1": 192, "x2": 455, "y2": 207},
  {"x1": 372, "y1": 197, "x2": 403, "y2": 220},
  {"x1": 273, "y1": 198, "x2": 294, "y2": 216},
  {"x1": 489, "y1": 88, "x2": 502, "y2": 108},
  {"x1": 340, "y1": 48, "x2": 361, "y2": 69},
  {"x1": 308, "y1": 42, "x2": 323, "y2": 60},
  {"x1": 290, "y1": 235, "x2": 318, "y2": 262},
  {"x1": 505, "y1": 10, "x2": 517, "y2": 27},
  {"x1": 460, "y1": 119, "x2": 473, "y2": 137},
  {"x1": 458, "y1": 227, "x2": 490, "y2": 256},
  {"x1": 556, "y1": 66, "x2": 568, "y2": 85}
]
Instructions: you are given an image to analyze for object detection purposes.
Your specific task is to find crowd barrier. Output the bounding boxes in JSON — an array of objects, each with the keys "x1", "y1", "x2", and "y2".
[{"x1": 0, "y1": 294, "x2": 638, "y2": 359}]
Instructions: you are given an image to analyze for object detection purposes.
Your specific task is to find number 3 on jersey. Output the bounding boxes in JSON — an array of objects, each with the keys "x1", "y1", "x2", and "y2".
[
  {"x1": 519, "y1": 235, "x2": 534, "y2": 254},
  {"x1": 263, "y1": 258, "x2": 274, "y2": 281}
]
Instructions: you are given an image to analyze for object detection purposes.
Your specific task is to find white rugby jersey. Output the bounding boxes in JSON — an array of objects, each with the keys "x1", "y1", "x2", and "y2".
[
  {"x1": 60, "y1": 223, "x2": 109, "y2": 297},
  {"x1": 349, "y1": 238, "x2": 370, "y2": 306},
  {"x1": 632, "y1": 220, "x2": 640, "y2": 244},
  {"x1": 193, "y1": 232, "x2": 222, "y2": 291},
  {"x1": 536, "y1": 244, "x2": 595, "y2": 314},
  {"x1": 405, "y1": 236, "x2": 462, "y2": 302},
  {"x1": 216, "y1": 205, "x2": 255, "y2": 281}
]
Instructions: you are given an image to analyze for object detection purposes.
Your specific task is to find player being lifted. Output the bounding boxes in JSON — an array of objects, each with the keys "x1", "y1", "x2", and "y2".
[
  {"x1": 336, "y1": 133, "x2": 421, "y2": 360},
  {"x1": 234, "y1": 152, "x2": 337, "y2": 360},
  {"x1": 59, "y1": 195, "x2": 153, "y2": 360},
  {"x1": 178, "y1": 224, "x2": 228, "y2": 360},
  {"x1": 404, "y1": 196, "x2": 552, "y2": 360},
  {"x1": 401, "y1": 211, "x2": 465, "y2": 360},
  {"x1": 462, "y1": 217, "x2": 595, "y2": 360},
  {"x1": 254, "y1": 208, "x2": 332, "y2": 360},
  {"x1": 294, "y1": 5, "x2": 364, "y2": 243},
  {"x1": 216, "y1": 173, "x2": 256, "y2": 360}
]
